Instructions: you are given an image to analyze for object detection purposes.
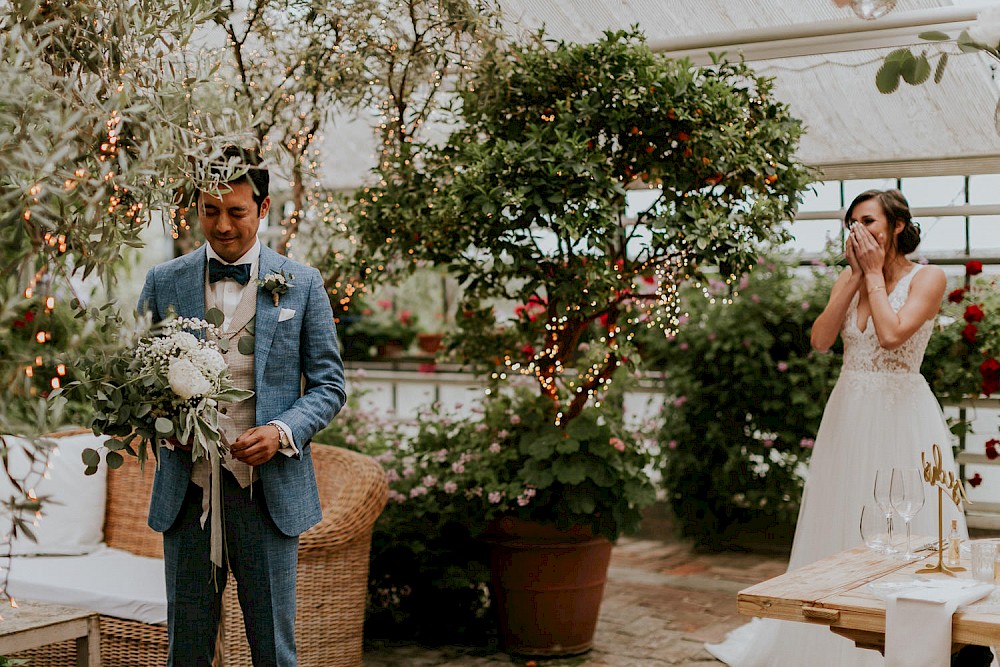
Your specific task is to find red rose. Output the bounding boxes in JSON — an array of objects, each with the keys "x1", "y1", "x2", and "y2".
[
  {"x1": 966, "y1": 260, "x2": 983, "y2": 276},
  {"x1": 677, "y1": 132, "x2": 690, "y2": 141},
  {"x1": 24, "y1": 310, "x2": 35, "y2": 322},
  {"x1": 965, "y1": 304, "x2": 985, "y2": 323},
  {"x1": 948, "y1": 288, "x2": 967, "y2": 303},
  {"x1": 969, "y1": 473, "x2": 984, "y2": 488},
  {"x1": 962, "y1": 323, "x2": 978, "y2": 343},
  {"x1": 988, "y1": 439, "x2": 1000, "y2": 460},
  {"x1": 981, "y1": 357, "x2": 1000, "y2": 396},
  {"x1": 521, "y1": 344, "x2": 535, "y2": 359}
]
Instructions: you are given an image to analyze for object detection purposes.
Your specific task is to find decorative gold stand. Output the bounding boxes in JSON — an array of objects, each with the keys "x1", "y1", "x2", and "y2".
[
  {"x1": 915, "y1": 486, "x2": 965, "y2": 576},
  {"x1": 914, "y1": 444, "x2": 970, "y2": 576}
]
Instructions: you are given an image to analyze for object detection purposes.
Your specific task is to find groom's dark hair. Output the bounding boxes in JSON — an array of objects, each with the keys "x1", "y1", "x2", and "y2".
[{"x1": 192, "y1": 145, "x2": 270, "y2": 213}]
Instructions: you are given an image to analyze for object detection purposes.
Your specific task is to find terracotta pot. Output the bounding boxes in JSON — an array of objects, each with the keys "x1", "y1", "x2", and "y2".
[
  {"x1": 485, "y1": 517, "x2": 612, "y2": 656},
  {"x1": 416, "y1": 332, "x2": 444, "y2": 355},
  {"x1": 376, "y1": 341, "x2": 405, "y2": 358}
]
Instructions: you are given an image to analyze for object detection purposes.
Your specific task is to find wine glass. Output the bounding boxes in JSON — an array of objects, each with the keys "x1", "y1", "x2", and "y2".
[
  {"x1": 860, "y1": 503, "x2": 889, "y2": 552},
  {"x1": 873, "y1": 468, "x2": 898, "y2": 554},
  {"x1": 890, "y1": 468, "x2": 925, "y2": 561}
]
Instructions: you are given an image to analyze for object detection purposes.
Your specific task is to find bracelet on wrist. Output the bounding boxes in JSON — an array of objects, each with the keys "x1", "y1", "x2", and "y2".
[{"x1": 867, "y1": 285, "x2": 885, "y2": 294}]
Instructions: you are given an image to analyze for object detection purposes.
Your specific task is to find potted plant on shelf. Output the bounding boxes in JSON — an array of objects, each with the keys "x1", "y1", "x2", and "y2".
[
  {"x1": 341, "y1": 29, "x2": 811, "y2": 654},
  {"x1": 345, "y1": 299, "x2": 420, "y2": 358}
]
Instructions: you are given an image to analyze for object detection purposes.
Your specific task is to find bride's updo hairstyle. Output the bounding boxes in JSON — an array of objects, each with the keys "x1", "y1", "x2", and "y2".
[{"x1": 844, "y1": 189, "x2": 921, "y2": 256}]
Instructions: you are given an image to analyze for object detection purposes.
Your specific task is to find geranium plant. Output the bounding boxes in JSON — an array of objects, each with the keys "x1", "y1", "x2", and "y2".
[{"x1": 344, "y1": 299, "x2": 421, "y2": 353}]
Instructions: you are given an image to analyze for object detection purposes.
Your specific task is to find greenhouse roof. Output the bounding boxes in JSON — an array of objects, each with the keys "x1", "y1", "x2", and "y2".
[{"x1": 321, "y1": 0, "x2": 1000, "y2": 189}]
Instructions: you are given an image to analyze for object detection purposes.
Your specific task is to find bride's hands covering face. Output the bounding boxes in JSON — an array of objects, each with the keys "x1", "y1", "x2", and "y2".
[{"x1": 848, "y1": 222, "x2": 885, "y2": 275}]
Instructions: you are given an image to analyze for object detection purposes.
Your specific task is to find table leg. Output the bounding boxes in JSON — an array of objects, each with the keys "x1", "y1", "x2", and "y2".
[{"x1": 75, "y1": 615, "x2": 101, "y2": 667}]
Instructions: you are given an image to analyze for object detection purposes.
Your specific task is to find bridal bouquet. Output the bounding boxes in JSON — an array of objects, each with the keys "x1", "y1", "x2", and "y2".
[{"x1": 69, "y1": 313, "x2": 253, "y2": 472}]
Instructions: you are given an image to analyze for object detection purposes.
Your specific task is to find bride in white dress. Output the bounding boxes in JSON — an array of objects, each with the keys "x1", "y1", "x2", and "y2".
[{"x1": 706, "y1": 189, "x2": 968, "y2": 667}]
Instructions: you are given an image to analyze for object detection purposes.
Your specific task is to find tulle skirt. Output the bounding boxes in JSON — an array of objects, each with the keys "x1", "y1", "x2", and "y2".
[{"x1": 706, "y1": 370, "x2": 966, "y2": 667}]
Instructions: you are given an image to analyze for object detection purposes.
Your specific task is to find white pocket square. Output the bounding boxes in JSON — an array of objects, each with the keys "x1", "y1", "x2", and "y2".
[{"x1": 278, "y1": 308, "x2": 296, "y2": 322}]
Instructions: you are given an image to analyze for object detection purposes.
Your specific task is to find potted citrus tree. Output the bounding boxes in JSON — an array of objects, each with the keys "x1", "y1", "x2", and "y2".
[{"x1": 343, "y1": 29, "x2": 812, "y2": 655}]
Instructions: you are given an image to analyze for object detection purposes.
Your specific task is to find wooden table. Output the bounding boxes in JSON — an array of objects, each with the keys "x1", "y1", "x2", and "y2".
[
  {"x1": 737, "y1": 540, "x2": 1000, "y2": 652},
  {"x1": 0, "y1": 600, "x2": 101, "y2": 667}
]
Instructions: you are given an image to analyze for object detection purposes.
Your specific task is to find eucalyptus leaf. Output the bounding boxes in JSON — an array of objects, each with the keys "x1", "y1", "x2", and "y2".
[
  {"x1": 875, "y1": 60, "x2": 901, "y2": 94},
  {"x1": 900, "y1": 54, "x2": 931, "y2": 86},
  {"x1": 205, "y1": 308, "x2": 225, "y2": 327},
  {"x1": 106, "y1": 451, "x2": 124, "y2": 469},
  {"x1": 918, "y1": 31, "x2": 951, "y2": 42},
  {"x1": 237, "y1": 335, "x2": 255, "y2": 355},
  {"x1": 81, "y1": 447, "x2": 101, "y2": 467},
  {"x1": 934, "y1": 53, "x2": 949, "y2": 84}
]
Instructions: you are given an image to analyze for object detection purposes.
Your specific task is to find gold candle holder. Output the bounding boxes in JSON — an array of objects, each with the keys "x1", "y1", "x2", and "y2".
[{"x1": 915, "y1": 444, "x2": 969, "y2": 576}]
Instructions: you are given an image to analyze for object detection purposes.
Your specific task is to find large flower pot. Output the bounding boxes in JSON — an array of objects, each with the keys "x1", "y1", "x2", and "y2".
[{"x1": 484, "y1": 517, "x2": 613, "y2": 657}]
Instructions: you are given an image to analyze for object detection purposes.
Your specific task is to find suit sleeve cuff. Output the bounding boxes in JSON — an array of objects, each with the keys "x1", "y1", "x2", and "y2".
[{"x1": 268, "y1": 420, "x2": 299, "y2": 457}]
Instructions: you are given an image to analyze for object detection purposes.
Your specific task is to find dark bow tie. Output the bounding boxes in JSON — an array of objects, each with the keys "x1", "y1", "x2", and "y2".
[{"x1": 208, "y1": 258, "x2": 251, "y2": 285}]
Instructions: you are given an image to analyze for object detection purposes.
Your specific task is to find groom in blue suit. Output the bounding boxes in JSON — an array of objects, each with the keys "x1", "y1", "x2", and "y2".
[{"x1": 138, "y1": 147, "x2": 346, "y2": 666}]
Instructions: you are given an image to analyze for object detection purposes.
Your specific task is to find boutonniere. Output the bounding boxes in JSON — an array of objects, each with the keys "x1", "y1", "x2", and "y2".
[{"x1": 258, "y1": 271, "x2": 295, "y2": 306}]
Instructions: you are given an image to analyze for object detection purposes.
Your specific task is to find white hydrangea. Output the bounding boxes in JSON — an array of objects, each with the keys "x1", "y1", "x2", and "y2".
[
  {"x1": 969, "y1": 8, "x2": 1000, "y2": 50},
  {"x1": 168, "y1": 357, "x2": 214, "y2": 400}
]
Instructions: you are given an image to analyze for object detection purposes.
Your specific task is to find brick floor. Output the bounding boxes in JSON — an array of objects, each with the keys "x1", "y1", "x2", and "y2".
[{"x1": 362, "y1": 534, "x2": 790, "y2": 666}]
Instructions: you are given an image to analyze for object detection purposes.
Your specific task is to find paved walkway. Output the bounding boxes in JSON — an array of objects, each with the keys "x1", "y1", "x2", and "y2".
[{"x1": 363, "y1": 534, "x2": 789, "y2": 666}]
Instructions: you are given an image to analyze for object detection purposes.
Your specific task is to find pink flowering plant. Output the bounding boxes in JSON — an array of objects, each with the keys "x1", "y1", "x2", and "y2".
[
  {"x1": 639, "y1": 253, "x2": 840, "y2": 547},
  {"x1": 318, "y1": 385, "x2": 656, "y2": 642}
]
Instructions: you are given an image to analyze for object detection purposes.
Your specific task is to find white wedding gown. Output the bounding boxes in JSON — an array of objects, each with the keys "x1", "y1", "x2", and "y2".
[{"x1": 706, "y1": 265, "x2": 968, "y2": 667}]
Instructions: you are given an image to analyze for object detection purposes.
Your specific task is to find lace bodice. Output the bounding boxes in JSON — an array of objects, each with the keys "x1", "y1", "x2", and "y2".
[{"x1": 840, "y1": 265, "x2": 933, "y2": 374}]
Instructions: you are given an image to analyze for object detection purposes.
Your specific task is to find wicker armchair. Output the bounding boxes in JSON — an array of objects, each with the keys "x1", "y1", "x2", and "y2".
[{"x1": 11, "y1": 436, "x2": 387, "y2": 667}]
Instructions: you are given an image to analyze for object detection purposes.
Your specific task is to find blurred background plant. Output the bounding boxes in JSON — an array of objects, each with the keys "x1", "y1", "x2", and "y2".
[{"x1": 639, "y1": 252, "x2": 841, "y2": 548}]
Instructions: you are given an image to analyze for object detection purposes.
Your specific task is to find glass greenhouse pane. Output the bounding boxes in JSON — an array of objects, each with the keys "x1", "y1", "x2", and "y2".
[
  {"x1": 971, "y1": 215, "x2": 1000, "y2": 252},
  {"x1": 915, "y1": 215, "x2": 968, "y2": 253},
  {"x1": 843, "y1": 178, "x2": 896, "y2": 202},
  {"x1": 786, "y1": 218, "x2": 842, "y2": 255},
  {"x1": 900, "y1": 176, "x2": 966, "y2": 208},
  {"x1": 969, "y1": 174, "x2": 1000, "y2": 204},
  {"x1": 798, "y1": 181, "x2": 840, "y2": 212}
]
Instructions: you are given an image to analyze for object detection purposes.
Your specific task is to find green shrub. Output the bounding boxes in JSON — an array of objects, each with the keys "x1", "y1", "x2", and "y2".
[{"x1": 640, "y1": 255, "x2": 840, "y2": 547}]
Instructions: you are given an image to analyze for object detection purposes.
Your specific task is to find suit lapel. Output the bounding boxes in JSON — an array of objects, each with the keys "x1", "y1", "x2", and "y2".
[
  {"x1": 253, "y1": 246, "x2": 285, "y2": 389},
  {"x1": 174, "y1": 246, "x2": 207, "y2": 320}
]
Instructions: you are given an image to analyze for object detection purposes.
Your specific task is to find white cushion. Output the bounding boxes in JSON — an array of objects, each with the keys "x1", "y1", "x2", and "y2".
[
  {"x1": 0, "y1": 432, "x2": 108, "y2": 556},
  {"x1": 7, "y1": 547, "x2": 166, "y2": 625}
]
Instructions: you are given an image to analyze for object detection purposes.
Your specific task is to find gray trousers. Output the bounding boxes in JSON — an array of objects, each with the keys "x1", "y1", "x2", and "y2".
[{"x1": 163, "y1": 470, "x2": 299, "y2": 667}]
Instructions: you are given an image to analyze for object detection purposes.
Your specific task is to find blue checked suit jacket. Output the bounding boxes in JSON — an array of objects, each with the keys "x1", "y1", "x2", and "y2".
[{"x1": 137, "y1": 244, "x2": 346, "y2": 537}]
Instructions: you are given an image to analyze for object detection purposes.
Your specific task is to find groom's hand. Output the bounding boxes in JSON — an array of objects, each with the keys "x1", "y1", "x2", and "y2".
[{"x1": 230, "y1": 425, "x2": 280, "y2": 466}]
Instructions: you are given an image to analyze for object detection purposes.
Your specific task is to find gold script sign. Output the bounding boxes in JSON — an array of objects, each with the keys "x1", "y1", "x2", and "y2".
[
  {"x1": 920, "y1": 443, "x2": 969, "y2": 507},
  {"x1": 915, "y1": 443, "x2": 969, "y2": 575}
]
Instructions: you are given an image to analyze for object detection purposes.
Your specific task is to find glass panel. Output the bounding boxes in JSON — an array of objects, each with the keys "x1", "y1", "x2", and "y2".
[
  {"x1": 971, "y1": 215, "x2": 1000, "y2": 252},
  {"x1": 786, "y1": 218, "x2": 843, "y2": 255},
  {"x1": 970, "y1": 174, "x2": 1000, "y2": 205},
  {"x1": 900, "y1": 176, "x2": 965, "y2": 208},
  {"x1": 916, "y1": 215, "x2": 967, "y2": 254},
  {"x1": 843, "y1": 179, "x2": 896, "y2": 203},
  {"x1": 799, "y1": 181, "x2": 840, "y2": 212}
]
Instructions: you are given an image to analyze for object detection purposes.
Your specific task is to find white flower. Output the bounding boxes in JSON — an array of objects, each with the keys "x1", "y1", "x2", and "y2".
[
  {"x1": 969, "y1": 8, "x2": 1000, "y2": 50},
  {"x1": 168, "y1": 357, "x2": 213, "y2": 399},
  {"x1": 187, "y1": 346, "x2": 227, "y2": 378},
  {"x1": 172, "y1": 331, "x2": 200, "y2": 352}
]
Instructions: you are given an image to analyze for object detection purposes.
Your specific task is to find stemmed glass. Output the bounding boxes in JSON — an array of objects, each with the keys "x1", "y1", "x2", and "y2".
[
  {"x1": 890, "y1": 467, "x2": 925, "y2": 561},
  {"x1": 873, "y1": 468, "x2": 898, "y2": 555}
]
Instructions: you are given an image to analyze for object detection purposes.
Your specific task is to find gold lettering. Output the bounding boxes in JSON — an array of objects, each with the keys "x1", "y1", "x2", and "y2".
[{"x1": 921, "y1": 444, "x2": 970, "y2": 508}]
